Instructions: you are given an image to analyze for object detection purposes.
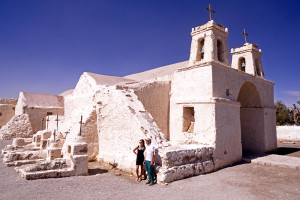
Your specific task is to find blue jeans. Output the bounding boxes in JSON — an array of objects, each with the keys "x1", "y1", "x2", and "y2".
[{"x1": 145, "y1": 160, "x2": 153, "y2": 182}]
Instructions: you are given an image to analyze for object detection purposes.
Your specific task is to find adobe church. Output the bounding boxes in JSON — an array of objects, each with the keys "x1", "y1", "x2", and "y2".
[{"x1": 0, "y1": 6, "x2": 276, "y2": 183}]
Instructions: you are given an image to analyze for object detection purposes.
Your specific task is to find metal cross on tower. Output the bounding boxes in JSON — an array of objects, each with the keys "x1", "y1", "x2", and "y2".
[
  {"x1": 242, "y1": 29, "x2": 248, "y2": 43},
  {"x1": 205, "y1": 4, "x2": 215, "y2": 21},
  {"x1": 79, "y1": 115, "x2": 84, "y2": 136}
]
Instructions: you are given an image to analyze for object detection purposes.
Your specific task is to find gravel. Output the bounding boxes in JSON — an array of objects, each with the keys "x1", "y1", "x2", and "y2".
[{"x1": 0, "y1": 140, "x2": 300, "y2": 200}]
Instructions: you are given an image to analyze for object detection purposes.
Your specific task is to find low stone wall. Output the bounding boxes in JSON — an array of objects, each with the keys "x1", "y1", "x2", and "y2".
[
  {"x1": 0, "y1": 104, "x2": 15, "y2": 128},
  {"x1": 157, "y1": 145, "x2": 215, "y2": 183},
  {"x1": 0, "y1": 98, "x2": 17, "y2": 105},
  {"x1": 0, "y1": 98, "x2": 17, "y2": 129},
  {"x1": 277, "y1": 126, "x2": 300, "y2": 142}
]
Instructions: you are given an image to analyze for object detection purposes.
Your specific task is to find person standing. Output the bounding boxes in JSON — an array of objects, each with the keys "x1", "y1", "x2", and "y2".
[
  {"x1": 133, "y1": 139, "x2": 146, "y2": 182},
  {"x1": 144, "y1": 138, "x2": 155, "y2": 186}
]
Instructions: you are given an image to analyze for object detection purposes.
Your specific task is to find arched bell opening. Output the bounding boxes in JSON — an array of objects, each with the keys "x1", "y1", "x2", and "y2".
[
  {"x1": 196, "y1": 38, "x2": 205, "y2": 62},
  {"x1": 255, "y1": 58, "x2": 261, "y2": 76},
  {"x1": 217, "y1": 39, "x2": 224, "y2": 63},
  {"x1": 238, "y1": 57, "x2": 246, "y2": 72}
]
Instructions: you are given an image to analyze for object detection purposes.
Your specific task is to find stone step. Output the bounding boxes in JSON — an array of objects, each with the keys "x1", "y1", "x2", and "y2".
[
  {"x1": 6, "y1": 159, "x2": 45, "y2": 167},
  {"x1": 244, "y1": 154, "x2": 300, "y2": 170}
]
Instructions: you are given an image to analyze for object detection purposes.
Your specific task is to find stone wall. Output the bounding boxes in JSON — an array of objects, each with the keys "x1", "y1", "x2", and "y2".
[
  {"x1": 157, "y1": 145, "x2": 215, "y2": 183},
  {"x1": 26, "y1": 107, "x2": 64, "y2": 134},
  {"x1": 214, "y1": 100, "x2": 242, "y2": 169},
  {"x1": 131, "y1": 80, "x2": 171, "y2": 140},
  {"x1": 0, "y1": 98, "x2": 18, "y2": 105},
  {"x1": 169, "y1": 65, "x2": 213, "y2": 143},
  {"x1": 277, "y1": 126, "x2": 300, "y2": 142},
  {"x1": 96, "y1": 85, "x2": 168, "y2": 173},
  {"x1": 0, "y1": 98, "x2": 17, "y2": 128},
  {"x1": 0, "y1": 104, "x2": 15, "y2": 129},
  {"x1": 211, "y1": 64, "x2": 274, "y2": 108},
  {"x1": 264, "y1": 108, "x2": 277, "y2": 151},
  {"x1": 61, "y1": 73, "x2": 98, "y2": 161},
  {"x1": 0, "y1": 114, "x2": 33, "y2": 140},
  {"x1": 81, "y1": 110, "x2": 98, "y2": 161}
]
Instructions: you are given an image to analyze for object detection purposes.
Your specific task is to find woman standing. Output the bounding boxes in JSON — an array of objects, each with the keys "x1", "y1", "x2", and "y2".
[{"x1": 133, "y1": 139, "x2": 146, "y2": 182}]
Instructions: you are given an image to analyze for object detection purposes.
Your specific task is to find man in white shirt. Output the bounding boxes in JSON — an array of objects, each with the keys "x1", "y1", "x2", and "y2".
[{"x1": 144, "y1": 138, "x2": 155, "y2": 186}]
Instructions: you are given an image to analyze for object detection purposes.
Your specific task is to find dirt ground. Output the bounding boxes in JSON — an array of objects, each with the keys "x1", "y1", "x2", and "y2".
[{"x1": 0, "y1": 140, "x2": 300, "y2": 200}]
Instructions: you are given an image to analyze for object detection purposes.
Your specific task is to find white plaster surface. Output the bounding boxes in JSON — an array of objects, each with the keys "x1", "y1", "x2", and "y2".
[
  {"x1": 95, "y1": 85, "x2": 168, "y2": 173},
  {"x1": 124, "y1": 61, "x2": 188, "y2": 81},
  {"x1": 277, "y1": 126, "x2": 300, "y2": 142},
  {"x1": 251, "y1": 154, "x2": 300, "y2": 170},
  {"x1": 59, "y1": 89, "x2": 74, "y2": 97},
  {"x1": 131, "y1": 80, "x2": 171, "y2": 139}
]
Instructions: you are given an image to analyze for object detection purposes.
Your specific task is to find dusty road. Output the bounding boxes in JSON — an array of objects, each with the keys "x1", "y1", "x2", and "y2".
[{"x1": 0, "y1": 140, "x2": 300, "y2": 200}]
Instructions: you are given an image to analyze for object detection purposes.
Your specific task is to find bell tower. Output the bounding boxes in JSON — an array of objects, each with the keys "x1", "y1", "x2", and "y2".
[
  {"x1": 188, "y1": 5, "x2": 230, "y2": 67},
  {"x1": 231, "y1": 29, "x2": 265, "y2": 78}
]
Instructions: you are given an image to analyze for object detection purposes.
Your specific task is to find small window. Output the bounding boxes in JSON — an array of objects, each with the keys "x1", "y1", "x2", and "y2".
[
  {"x1": 239, "y1": 57, "x2": 246, "y2": 72},
  {"x1": 47, "y1": 112, "x2": 53, "y2": 116},
  {"x1": 196, "y1": 39, "x2": 205, "y2": 61},
  {"x1": 182, "y1": 107, "x2": 195, "y2": 132},
  {"x1": 68, "y1": 146, "x2": 71, "y2": 154},
  {"x1": 217, "y1": 39, "x2": 224, "y2": 62},
  {"x1": 0, "y1": 112, "x2": 2, "y2": 116}
]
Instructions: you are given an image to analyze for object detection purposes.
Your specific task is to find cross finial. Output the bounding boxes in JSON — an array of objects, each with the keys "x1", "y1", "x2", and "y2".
[
  {"x1": 242, "y1": 29, "x2": 248, "y2": 43},
  {"x1": 205, "y1": 4, "x2": 215, "y2": 21}
]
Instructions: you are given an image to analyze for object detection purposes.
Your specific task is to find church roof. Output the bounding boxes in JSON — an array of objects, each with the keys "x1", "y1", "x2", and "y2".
[
  {"x1": 59, "y1": 89, "x2": 74, "y2": 97},
  {"x1": 124, "y1": 60, "x2": 189, "y2": 81},
  {"x1": 85, "y1": 72, "x2": 135, "y2": 86},
  {"x1": 22, "y1": 92, "x2": 64, "y2": 108}
]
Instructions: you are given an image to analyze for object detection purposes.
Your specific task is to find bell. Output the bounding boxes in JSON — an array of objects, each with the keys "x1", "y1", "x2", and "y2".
[
  {"x1": 241, "y1": 62, "x2": 246, "y2": 68},
  {"x1": 200, "y1": 46, "x2": 204, "y2": 53},
  {"x1": 241, "y1": 62, "x2": 246, "y2": 72}
]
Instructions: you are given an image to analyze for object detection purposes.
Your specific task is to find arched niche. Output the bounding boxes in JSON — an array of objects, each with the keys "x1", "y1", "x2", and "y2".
[
  {"x1": 237, "y1": 82, "x2": 262, "y2": 108},
  {"x1": 237, "y1": 81, "x2": 265, "y2": 154}
]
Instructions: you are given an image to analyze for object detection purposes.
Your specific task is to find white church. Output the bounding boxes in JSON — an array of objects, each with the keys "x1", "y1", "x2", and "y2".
[{"x1": 0, "y1": 6, "x2": 276, "y2": 183}]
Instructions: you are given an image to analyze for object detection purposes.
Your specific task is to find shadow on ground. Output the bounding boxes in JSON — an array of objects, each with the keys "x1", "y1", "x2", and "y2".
[
  {"x1": 88, "y1": 168, "x2": 108, "y2": 175},
  {"x1": 274, "y1": 147, "x2": 300, "y2": 155}
]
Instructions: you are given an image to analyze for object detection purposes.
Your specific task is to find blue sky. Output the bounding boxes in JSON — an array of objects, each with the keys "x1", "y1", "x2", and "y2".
[{"x1": 0, "y1": 0, "x2": 299, "y2": 107}]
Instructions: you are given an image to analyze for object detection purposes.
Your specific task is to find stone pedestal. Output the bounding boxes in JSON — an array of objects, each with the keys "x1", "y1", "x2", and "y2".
[{"x1": 46, "y1": 142, "x2": 61, "y2": 161}]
